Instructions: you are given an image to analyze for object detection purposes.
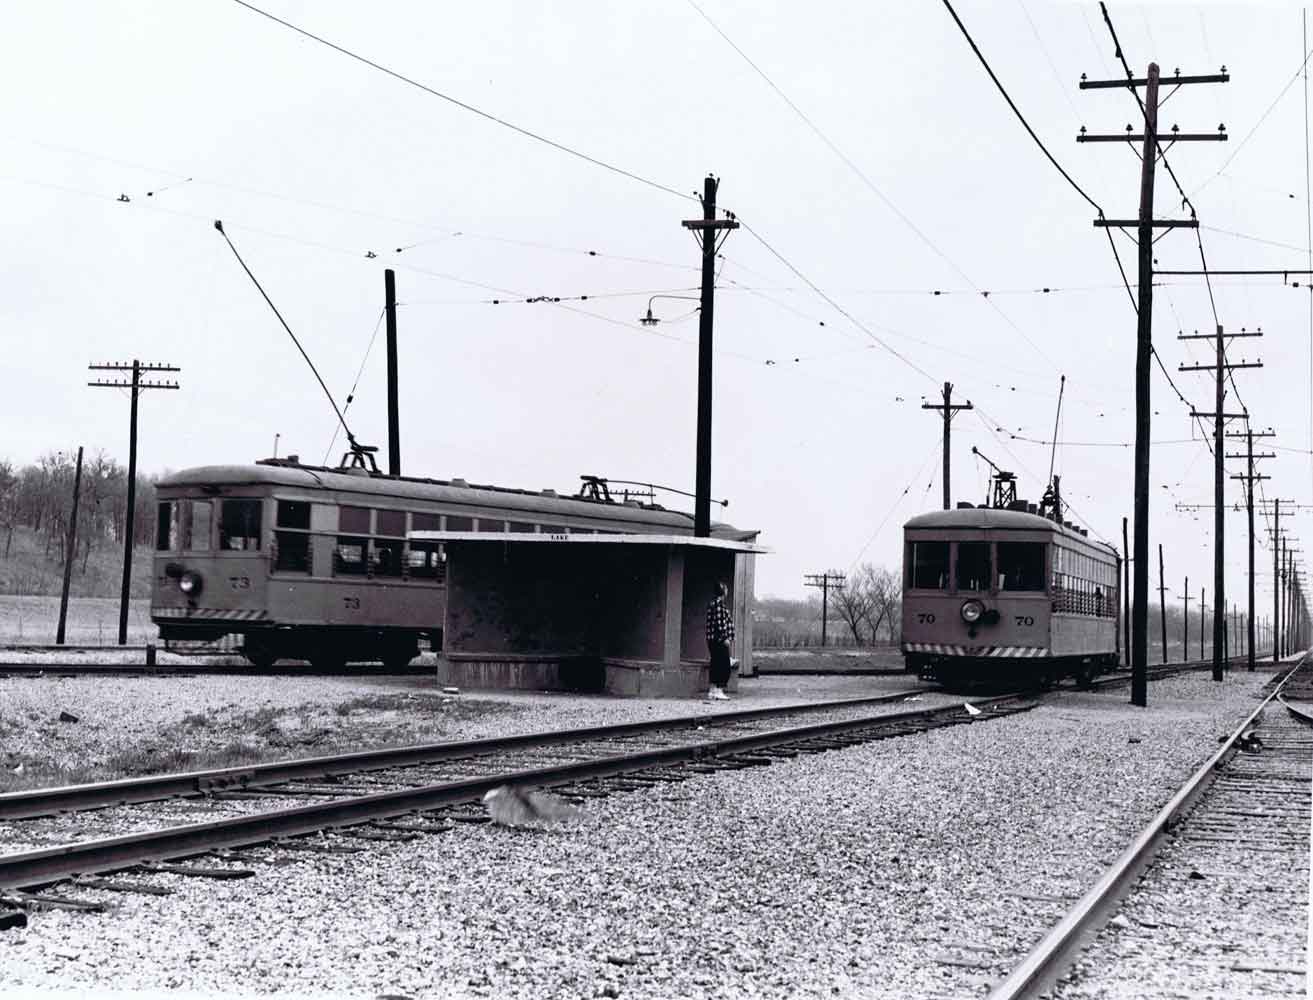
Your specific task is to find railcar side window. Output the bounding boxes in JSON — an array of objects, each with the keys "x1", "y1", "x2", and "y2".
[
  {"x1": 376, "y1": 510, "x2": 406, "y2": 537},
  {"x1": 340, "y1": 506, "x2": 371, "y2": 534},
  {"x1": 509, "y1": 521, "x2": 535, "y2": 533},
  {"x1": 908, "y1": 541, "x2": 949, "y2": 590},
  {"x1": 406, "y1": 541, "x2": 446, "y2": 581},
  {"x1": 371, "y1": 538, "x2": 404, "y2": 577},
  {"x1": 446, "y1": 515, "x2": 473, "y2": 532},
  {"x1": 956, "y1": 542, "x2": 991, "y2": 593},
  {"x1": 274, "y1": 533, "x2": 310, "y2": 573},
  {"x1": 185, "y1": 500, "x2": 212, "y2": 551},
  {"x1": 273, "y1": 500, "x2": 312, "y2": 573},
  {"x1": 476, "y1": 518, "x2": 505, "y2": 532},
  {"x1": 219, "y1": 499, "x2": 262, "y2": 551},
  {"x1": 156, "y1": 501, "x2": 179, "y2": 551},
  {"x1": 276, "y1": 500, "x2": 311, "y2": 530},
  {"x1": 335, "y1": 537, "x2": 369, "y2": 576},
  {"x1": 997, "y1": 542, "x2": 1046, "y2": 592},
  {"x1": 412, "y1": 512, "x2": 442, "y2": 532}
]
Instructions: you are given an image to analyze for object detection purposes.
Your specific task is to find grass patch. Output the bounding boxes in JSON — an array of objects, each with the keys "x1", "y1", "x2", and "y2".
[{"x1": 0, "y1": 691, "x2": 529, "y2": 792}]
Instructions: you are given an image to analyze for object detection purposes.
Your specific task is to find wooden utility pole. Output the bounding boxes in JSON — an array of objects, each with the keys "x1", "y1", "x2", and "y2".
[
  {"x1": 683, "y1": 176, "x2": 738, "y2": 538},
  {"x1": 1157, "y1": 545, "x2": 1168, "y2": 664},
  {"x1": 385, "y1": 268, "x2": 401, "y2": 477},
  {"x1": 804, "y1": 572, "x2": 845, "y2": 647},
  {"x1": 1182, "y1": 576, "x2": 1190, "y2": 662},
  {"x1": 55, "y1": 446, "x2": 84, "y2": 645},
  {"x1": 1227, "y1": 427, "x2": 1273, "y2": 670},
  {"x1": 89, "y1": 360, "x2": 180, "y2": 644},
  {"x1": 1122, "y1": 517, "x2": 1131, "y2": 665},
  {"x1": 1274, "y1": 500, "x2": 1282, "y2": 662},
  {"x1": 1181, "y1": 325, "x2": 1262, "y2": 681},
  {"x1": 1081, "y1": 62, "x2": 1228, "y2": 705},
  {"x1": 922, "y1": 382, "x2": 973, "y2": 510}
]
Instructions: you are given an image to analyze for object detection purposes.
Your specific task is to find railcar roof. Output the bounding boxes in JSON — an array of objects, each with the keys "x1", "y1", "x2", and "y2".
[
  {"x1": 157, "y1": 464, "x2": 753, "y2": 540},
  {"x1": 904, "y1": 507, "x2": 1115, "y2": 553}
]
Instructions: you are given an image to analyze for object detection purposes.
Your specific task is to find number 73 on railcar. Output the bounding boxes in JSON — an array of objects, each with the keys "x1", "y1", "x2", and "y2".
[{"x1": 900, "y1": 505, "x2": 1120, "y2": 687}]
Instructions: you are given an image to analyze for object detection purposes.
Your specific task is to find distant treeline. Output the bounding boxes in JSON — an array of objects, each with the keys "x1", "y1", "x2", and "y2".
[{"x1": 0, "y1": 451, "x2": 158, "y2": 596}]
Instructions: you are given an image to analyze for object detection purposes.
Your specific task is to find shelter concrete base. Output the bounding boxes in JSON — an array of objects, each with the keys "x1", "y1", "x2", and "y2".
[{"x1": 438, "y1": 653, "x2": 738, "y2": 698}]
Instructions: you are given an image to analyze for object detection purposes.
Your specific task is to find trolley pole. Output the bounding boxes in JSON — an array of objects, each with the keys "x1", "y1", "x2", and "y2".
[
  {"x1": 55, "y1": 446, "x2": 84, "y2": 645},
  {"x1": 385, "y1": 268, "x2": 401, "y2": 477},
  {"x1": 922, "y1": 382, "x2": 973, "y2": 510},
  {"x1": 89, "y1": 360, "x2": 180, "y2": 645},
  {"x1": 683, "y1": 176, "x2": 738, "y2": 538},
  {"x1": 804, "y1": 572, "x2": 845, "y2": 647}
]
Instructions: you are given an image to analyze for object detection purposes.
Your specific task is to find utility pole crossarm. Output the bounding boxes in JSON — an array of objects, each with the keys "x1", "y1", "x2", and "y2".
[
  {"x1": 1079, "y1": 71, "x2": 1230, "y2": 89},
  {"x1": 1179, "y1": 363, "x2": 1263, "y2": 372}
]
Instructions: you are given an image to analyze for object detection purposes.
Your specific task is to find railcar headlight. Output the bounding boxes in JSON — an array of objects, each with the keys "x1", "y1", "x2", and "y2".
[
  {"x1": 178, "y1": 571, "x2": 204, "y2": 597},
  {"x1": 960, "y1": 599, "x2": 985, "y2": 624}
]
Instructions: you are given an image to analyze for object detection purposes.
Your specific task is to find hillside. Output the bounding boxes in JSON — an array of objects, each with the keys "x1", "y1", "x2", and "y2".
[{"x1": 0, "y1": 526, "x2": 154, "y2": 598}]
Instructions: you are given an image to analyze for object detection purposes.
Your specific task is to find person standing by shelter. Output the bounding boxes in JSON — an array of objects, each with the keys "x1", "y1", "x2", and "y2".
[{"x1": 705, "y1": 580, "x2": 735, "y2": 701}]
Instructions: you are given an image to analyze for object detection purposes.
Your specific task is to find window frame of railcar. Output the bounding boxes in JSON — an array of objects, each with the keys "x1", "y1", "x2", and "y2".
[
  {"x1": 184, "y1": 499, "x2": 213, "y2": 552},
  {"x1": 996, "y1": 540, "x2": 1047, "y2": 593},
  {"x1": 218, "y1": 498, "x2": 263, "y2": 551},
  {"x1": 906, "y1": 539, "x2": 950, "y2": 591},
  {"x1": 156, "y1": 500, "x2": 180, "y2": 551},
  {"x1": 273, "y1": 498, "x2": 313, "y2": 574}
]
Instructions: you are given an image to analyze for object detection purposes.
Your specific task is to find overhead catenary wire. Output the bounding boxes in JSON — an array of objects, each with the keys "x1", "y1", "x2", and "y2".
[
  {"x1": 323, "y1": 308, "x2": 387, "y2": 464},
  {"x1": 685, "y1": 0, "x2": 1063, "y2": 373},
  {"x1": 229, "y1": 0, "x2": 694, "y2": 204}
]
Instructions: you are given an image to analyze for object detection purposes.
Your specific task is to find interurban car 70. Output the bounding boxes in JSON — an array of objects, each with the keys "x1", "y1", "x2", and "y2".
[{"x1": 901, "y1": 505, "x2": 1120, "y2": 687}]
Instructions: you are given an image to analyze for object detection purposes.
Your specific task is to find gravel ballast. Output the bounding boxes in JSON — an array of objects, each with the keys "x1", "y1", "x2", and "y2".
[
  {"x1": 0, "y1": 669, "x2": 1296, "y2": 999},
  {"x1": 0, "y1": 671, "x2": 935, "y2": 790}
]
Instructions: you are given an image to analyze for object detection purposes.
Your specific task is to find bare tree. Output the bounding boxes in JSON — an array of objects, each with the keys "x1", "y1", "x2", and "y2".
[
  {"x1": 861, "y1": 566, "x2": 902, "y2": 644},
  {"x1": 831, "y1": 568, "x2": 875, "y2": 645}
]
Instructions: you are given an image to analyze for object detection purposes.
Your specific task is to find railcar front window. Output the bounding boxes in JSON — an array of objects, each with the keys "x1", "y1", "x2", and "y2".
[
  {"x1": 956, "y1": 542, "x2": 991, "y2": 593},
  {"x1": 998, "y1": 542, "x2": 1046, "y2": 592},
  {"x1": 908, "y1": 541, "x2": 949, "y2": 590},
  {"x1": 156, "y1": 501, "x2": 178, "y2": 551},
  {"x1": 185, "y1": 500, "x2": 212, "y2": 552},
  {"x1": 219, "y1": 499, "x2": 262, "y2": 551}
]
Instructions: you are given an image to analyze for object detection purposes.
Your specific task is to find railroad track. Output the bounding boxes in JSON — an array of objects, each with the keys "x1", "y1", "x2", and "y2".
[
  {"x1": 0, "y1": 691, "x2": 1037, "y2": 912},
  {"x1": 988, "y1": 656, "x2": 1311, "y2": 999}
]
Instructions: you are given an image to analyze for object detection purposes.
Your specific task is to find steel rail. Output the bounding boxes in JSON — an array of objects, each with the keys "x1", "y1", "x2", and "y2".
[
  {"x1": 987, "y1": 658, "x2": 1306, "y2": 999},
  {"x1": 0, "y1": 694, "x2": 1029, "y2": 891},
  {"x1": 0, "y1": 689, "x2": 934, "y2": 820}
]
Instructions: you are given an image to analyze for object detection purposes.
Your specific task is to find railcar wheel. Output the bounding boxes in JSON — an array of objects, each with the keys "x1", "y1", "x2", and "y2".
[
  {"x1": 382, "y1": 639, "x2": 419, "y2": 670},
  {"x1": 1075, "y1": 664, "x2": 1095, "y2": 690},
  {"x1": 242, "y1": 637, "x2": 278, "y2": 669}
]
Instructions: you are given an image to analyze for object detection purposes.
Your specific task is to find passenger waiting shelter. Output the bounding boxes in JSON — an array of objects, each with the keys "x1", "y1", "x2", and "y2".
[{"x1": 410, "y1": 528, "x2": 765, "y2": 698}]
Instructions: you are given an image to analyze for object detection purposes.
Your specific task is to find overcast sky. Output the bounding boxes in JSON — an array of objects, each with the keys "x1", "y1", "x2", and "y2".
[{"x1": 4, "y1": 1, "x2": 1313, "y2": 605}]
